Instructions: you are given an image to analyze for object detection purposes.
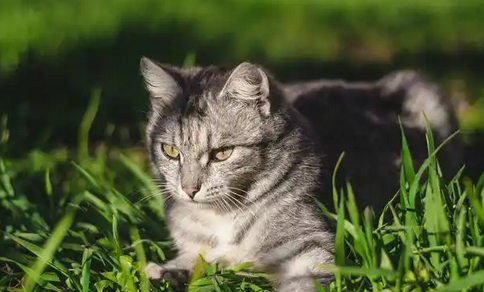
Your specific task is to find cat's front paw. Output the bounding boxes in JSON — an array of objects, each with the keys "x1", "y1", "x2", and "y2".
[
  {"x1": 145, "y1": 262, "x2": 189, "y2": 288},
  {"x1": 146, "y1": 262, "x2": 165, "y2": 280}
]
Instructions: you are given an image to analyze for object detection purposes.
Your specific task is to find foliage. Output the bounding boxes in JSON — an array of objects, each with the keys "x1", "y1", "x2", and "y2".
[
  {"x1": 1, "y1": 0, "x2": 484, "y2": 72},
  {"x1": 1, "y1": 1, "x2": 484, "y2": 291},
  {"x1": 1, "y1": 91, "x2": 484, "y2": 292},
  {"x1": 2, "y1": 1, "x2": 484, "y2": 156}
]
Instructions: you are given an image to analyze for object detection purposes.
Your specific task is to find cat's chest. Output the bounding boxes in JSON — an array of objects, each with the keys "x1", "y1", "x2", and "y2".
[
  {"x1": 209, "y1": 219, "x2": 236, "y2": 244},
  {"x1": 172, "y1": 207, "x2": 256, "y2": 265},
  {"x1": 203, "y1": 215, "x2": 254, "y2": 265},
  {"x1": 198, "y1": 211, "x2": 240, "y2": 246}
]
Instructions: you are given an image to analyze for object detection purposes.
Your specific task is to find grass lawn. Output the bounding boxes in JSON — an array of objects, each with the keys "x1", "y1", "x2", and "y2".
[
  {"x1": 1, "y1": 93, "x2": 484, "y2": 292},
  {"x1": 1, "y1": 0, "x2": 484, "y2": 72},
  {"x1": 1, "y1": 1, "x2": 484, "y2": 290}
]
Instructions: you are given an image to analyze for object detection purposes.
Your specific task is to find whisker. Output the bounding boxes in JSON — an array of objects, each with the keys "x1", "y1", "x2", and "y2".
[
  {"x1": 223, "y1": 193, "x2": 260, "y2": 238},
  {"x1": 226, "y1": 186, "x2": 250, "y2": 195},
  {"x1": 215, "y1": 194, "x2": 230, "y2": 214},
  {"x1": 224, "y1": 190, "x2": 256, "y2": 219},
  {"x1": 134, "y1": 182, "x2": 177, "y2": 205}
]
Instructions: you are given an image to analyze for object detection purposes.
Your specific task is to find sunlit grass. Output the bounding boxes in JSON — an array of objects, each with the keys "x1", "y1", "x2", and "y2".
[
  {"x1": 1, "y1": 0, "x2": 484, "y2": 71},
  {"x1": 1, "y1": 98, "x2": 484, "y2": 291}
]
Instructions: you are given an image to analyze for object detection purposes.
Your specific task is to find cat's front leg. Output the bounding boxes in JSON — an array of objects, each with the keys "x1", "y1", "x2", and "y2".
[
  {"x1": 276, "y1": 275, "x2": 333, "y2": 292},
  {"x1": 274, "y1": 248, "x2": 334, "y2": 292},
  {"x1": 146, "y1": 253, "x2": 196, "y2": 288}
]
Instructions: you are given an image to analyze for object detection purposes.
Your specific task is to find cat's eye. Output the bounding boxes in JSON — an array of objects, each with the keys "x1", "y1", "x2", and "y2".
[
  {"x1": 213, "y1": 147, "x2": 234, "y2": 161},
  {"x1": 161, "y1": 144, "x2": 180, "y2": 160}
]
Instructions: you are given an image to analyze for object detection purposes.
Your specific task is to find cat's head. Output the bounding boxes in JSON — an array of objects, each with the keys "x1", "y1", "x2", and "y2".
[{"x1": 140, "y1": 57, "x2": 290, "y2": 207}]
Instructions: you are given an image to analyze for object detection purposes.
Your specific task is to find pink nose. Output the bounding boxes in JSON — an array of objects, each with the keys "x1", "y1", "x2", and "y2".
[{"x1": 182, "y1": 185, "x2": 200, "y2": 198}]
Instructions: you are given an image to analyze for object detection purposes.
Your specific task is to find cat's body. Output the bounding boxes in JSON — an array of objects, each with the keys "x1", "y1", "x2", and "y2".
[
  {"x1": 141, "y1": 58, "x2": 334, "y2": 292},
  {"x1": 284, "y1": 71, "x2": 462, "y2": 213},
  {"x1": 140, "y1": 57, "x2": 461, "y2": 291}
]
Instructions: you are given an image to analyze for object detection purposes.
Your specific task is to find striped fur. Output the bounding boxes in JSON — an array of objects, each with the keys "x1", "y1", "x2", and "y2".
[{"x1": 141, "y1": 57, "x2": 334, "y2": 291}]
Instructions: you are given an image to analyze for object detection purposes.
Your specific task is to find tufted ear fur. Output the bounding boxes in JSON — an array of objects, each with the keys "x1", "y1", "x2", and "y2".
[
  {"x1": 220, "y1": 62, "x2": 271, "y2": 116},
  {"x1": 140, "y1": 56, "x2": 182, "y2": 109}
]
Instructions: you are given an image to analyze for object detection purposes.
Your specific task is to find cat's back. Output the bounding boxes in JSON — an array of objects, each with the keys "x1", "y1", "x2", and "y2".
[{"x1": 284, "y1": 70, "x2": 462, "y2": 212}]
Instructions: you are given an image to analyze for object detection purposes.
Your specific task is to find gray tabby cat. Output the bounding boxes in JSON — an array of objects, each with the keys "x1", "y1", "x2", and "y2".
[{"x1": 140, "y1": 57, "x2": 335, "y2": 292}]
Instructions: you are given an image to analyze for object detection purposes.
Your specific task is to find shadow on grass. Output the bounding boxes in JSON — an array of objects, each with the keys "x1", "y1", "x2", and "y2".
[{"x1": 1, "y1": 20, "x2": 484, "y2": 186}]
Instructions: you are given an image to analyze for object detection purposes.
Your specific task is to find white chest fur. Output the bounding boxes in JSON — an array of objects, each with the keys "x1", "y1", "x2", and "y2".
[
  {"x1": 171, "y1": 205, "x2": 258, "y2": 267},
  {"x1": 204, "y1": 215, "x2": 240, "y2": 263}
]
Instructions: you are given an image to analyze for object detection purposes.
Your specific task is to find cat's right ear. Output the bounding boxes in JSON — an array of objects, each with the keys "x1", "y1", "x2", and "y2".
[{"x1": 140, "y1": 57, "x2": 182, "y2": 109}]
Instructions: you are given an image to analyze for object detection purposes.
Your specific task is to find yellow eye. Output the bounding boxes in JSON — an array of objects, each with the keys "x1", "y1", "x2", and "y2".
[
  {"x1": 162, "y1": 144, "x2": 180, "y2": 159},
  {"x1": 213, "y1": 147, "x2": 234, "y2": 161}
]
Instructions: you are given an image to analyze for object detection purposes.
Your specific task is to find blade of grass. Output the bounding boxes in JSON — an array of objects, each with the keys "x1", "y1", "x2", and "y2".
[
  {"x1": 319, "y1": 264, "x2": 396, "y2": 278},
  {"x1": 0, "y1": 157, "x2": 14, "y2": 197},
  {"x1": 78, "y1": 88, "x2": 102, "y2": 161},
  {"x1": 23, "y1": 195, "x2": 84, "y2": 292},
  {"x1": 438, "y1": 270, "x2": 484, "y2": 292},
  {"x1": 72, "y1": 162, "x2": 102, "y2": 191},
  {"x1": 81, "y1": 248, "x2": 93, "y2": 292},
  {"x1": 332, "y1": 152, "x2": 345, "y2": 212},
  {"x1": 335, "y1": 197, "x2": 345, "y2": 292},
  {"x1": 130, "y1": 226, "x2": 150, "y2": 292}
]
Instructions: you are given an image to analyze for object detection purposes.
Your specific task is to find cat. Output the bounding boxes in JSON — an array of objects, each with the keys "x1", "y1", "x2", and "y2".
[
  {"x1": 140, "y1": 57, "x2": 335, "y2": 292},
  {"x1": 283, "y1": 70, "x2": 462, "y2": 214}
]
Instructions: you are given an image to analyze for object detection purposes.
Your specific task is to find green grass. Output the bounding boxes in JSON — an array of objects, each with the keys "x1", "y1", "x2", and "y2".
[
  {"x1": 1, "y1": 1, "x2": 484, "y2": 288},
  {"x1": 1, "y1": 104, "x2": 484, "y2": 291},
  {"x1": 1, "y1": 0, "x2": 484, "y2": 72}
]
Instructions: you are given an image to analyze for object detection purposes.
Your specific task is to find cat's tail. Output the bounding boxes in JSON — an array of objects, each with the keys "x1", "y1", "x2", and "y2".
[
  {"x1": 378, "y1": 70, "x2": 457, "y2": 139},
  {"x1": 377, "y1": 70, "x2": 484, "y2": 182}
]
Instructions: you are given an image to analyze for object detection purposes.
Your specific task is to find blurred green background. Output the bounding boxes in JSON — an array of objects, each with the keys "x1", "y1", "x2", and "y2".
[{"x1": 1, "y1": 0, "x2": 484, "y2": 157}]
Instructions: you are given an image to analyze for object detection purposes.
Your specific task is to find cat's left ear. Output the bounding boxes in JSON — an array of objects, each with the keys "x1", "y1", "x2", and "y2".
[
  {"x1": 140, "y1": 56, "x2": 183, "y2": 110},
  {"x1": 220, "y1": 62, "x2": 271, "y2": 116}
]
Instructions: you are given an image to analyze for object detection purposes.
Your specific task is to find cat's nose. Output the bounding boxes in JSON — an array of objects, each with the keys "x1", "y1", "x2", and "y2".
[{"x1": 182, "y1": 185, "x2": 201, "y2": 198}]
